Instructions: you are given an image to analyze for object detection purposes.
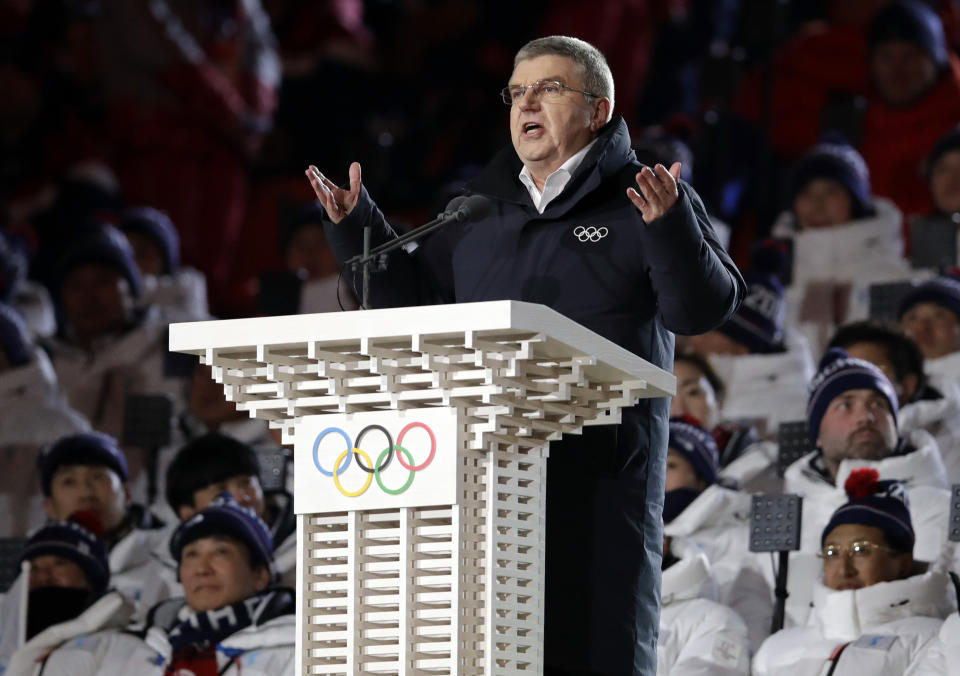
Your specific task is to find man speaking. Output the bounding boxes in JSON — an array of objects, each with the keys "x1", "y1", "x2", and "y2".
[{"x1": 306, "y1": 35, "x2": 744, "y2": 676}]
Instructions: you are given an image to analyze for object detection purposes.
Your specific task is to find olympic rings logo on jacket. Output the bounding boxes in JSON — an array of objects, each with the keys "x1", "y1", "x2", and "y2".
[{"x1": 311, "y1": 422, "x2": 436, "y2": 497}]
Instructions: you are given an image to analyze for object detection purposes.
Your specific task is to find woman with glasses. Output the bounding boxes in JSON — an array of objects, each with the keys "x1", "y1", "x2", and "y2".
[{"x1": 753, "y1": 468, "x2": 955, "y2": 675}]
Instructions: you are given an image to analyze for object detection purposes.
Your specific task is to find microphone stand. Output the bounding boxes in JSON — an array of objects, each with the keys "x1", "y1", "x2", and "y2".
[{"x1": 346, "y1": 206, "x2": 467, "y2": 310}]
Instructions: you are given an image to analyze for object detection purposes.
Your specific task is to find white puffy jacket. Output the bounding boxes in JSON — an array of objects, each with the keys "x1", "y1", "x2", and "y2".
[
  {"x1": 900, "y1": 381, "x2": 960, "y2": 485},
  {"x1": 38, "y1": 591, "x2": 295, "y2": 676},
  {"x1": 753, "y1": 569, "x2": 955, "y2": 675},
  {"x1": 658, "y1": 550, "x2": 751, "y2": 675},
  {"x1": 913, "y1": 611, "x2": 960, "y2": 674},
  {"x1": 0, "y1": 349, "x2": 89, "y2": 535},
  {"x1": 924, "y1": 352, "x2": 960, "y2": 413},
  {"x1": 107, "y1": 520, "x2": 180, "y2": 620},
  {"x1": 664, "y1": 484, "x2": 773, "y2": 651}
]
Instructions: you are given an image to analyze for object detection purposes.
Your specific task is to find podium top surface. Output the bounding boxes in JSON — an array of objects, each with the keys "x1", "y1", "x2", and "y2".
[{"x1": 170, "y1": 301, "x2": 674, "y2": 392}]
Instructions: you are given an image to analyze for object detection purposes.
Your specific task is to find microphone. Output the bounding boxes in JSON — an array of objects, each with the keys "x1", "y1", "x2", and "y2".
[{"x1": 448, "y1": 194, "x2": 491, "y2": 223}]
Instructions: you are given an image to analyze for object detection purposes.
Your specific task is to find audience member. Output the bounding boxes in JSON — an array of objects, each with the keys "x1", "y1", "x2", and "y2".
[
  {"x1": 898, "y1": 276, "x2": 960, "y2": 386},
  {"x1": 0, "y1": 514, "x2": 134, "y2": 676},
  {"x1": 164, "y1": 433, "x2": 294, "y2": 584},
  {"x1": 40, "y1": 493, "x2": 295, "y2": 675},
  {"x1": 37, "y1": 433, "x2": 178, "y2": 617},
  {"x1": 828, "y1": 320, "x2": 960, "y2": 482},
  {"x1": 0, "y1": 303, "x2": 88, "y2": 535},
  {"x1": 860, "y1": 0, "x2": 960, "y2": 222},
  {"x1": 118, "y1": 206, "x2": 208, "y2": 320},
  {"x1": 771, "y1": 141, "x2": 910, "y2": 353},
  {"x1": 927, "y1": 125, "x2": 960, "y2": 217},
  {"x1": 662, "y1": 417, "x2": 772, "y2": 651},
  {"x1": 754, "y1": 469, "x2": 954, "y2": 674}
]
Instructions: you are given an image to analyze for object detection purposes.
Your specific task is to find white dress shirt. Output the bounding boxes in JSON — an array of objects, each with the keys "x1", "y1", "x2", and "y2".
[{"x1": 518, "y1": 139, "x2": 598, "y2": 213}]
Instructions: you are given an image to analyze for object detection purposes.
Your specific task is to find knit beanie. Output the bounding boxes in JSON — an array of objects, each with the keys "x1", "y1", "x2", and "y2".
[
  {"x1": 53, "y1": 224, "x2": 142, "y2": 300},
  {"x1": 868, "y1": 0, "x2": 949, "y2": 71},
  {"x1": 790, "y1": 142, "x2": 874, "y2": 220},
  {"x1": 38, "y1": 432, "x2": 130, "y2": 496},
  {"x1": 119, "y1": 207, "x2": 180, "y2": 275},
  {"x1": 806, "y1": 348, "x2": 899, "y2": 446},
  {"x1": 668, "y1": 416, "x2": 719, "y2": 486},
  {"x1": 0, "y1": 302, "x2": 30, "y2": 368},
  {"x1": 717, "y1": 240, "x2": 787, "y2": 354},
  {"x1": 821, "y1": 468, "x2": 915, "y2": 553},
  {"x1": 897, "y1": 275, "x2": 960, "y2": 322},
  {"x1": 21, "y1": 511, "x2": 110, "y2": 593},
  {"x1": 170, "y1": 492, "x2": 277, "y2": 582}
]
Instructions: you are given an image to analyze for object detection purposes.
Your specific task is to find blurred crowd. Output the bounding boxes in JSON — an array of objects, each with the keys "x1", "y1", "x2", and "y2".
[{"x1": 4, "y1": 0, "x2": 960, "y2": 674}]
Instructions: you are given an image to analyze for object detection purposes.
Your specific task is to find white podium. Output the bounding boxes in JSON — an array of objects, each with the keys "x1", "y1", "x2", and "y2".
[{"x1": 169, "y1": 300, "x2": 674, "y2": 675}]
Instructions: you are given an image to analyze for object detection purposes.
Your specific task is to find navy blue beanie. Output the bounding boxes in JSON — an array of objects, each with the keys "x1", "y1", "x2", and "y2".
[
  {"x1": 170, "y1": 492, "x2": 277, "y2": 582},
  {"x1": 868, "y1": 0, "x2": 949, "y2": 71},
  {"x1": 119, "y1": 207, "x2": 180, "y2": 275},
  {"x1": 807, "y1": 348, "x2": 899, "y2": 445},
  {"x1": 790, "y1": 142, "x2": 874, "y2": 220},
  {"x1": 668, "y1": 416, "x2": 719, "y2": 486},
  {"x1": 898, "y1": 275, "x2": 960, "y2": 322},
  {"x1": 21, "y1": 515, "x2": 110, "y2": 593},
  {"x1": 0, "y1": 303, "x2": 30, "y2": 368},
  {"x1": 821, "y1": 468, "x2": 915, "y2": 553},
  {"x1": 38, "y1": 432, "x2": 130, "y2": 496},
  {"x1": 53, "y1": 224, "x2": 142, "y2": 300},
  {"x1": 718, "y1": 241, "x2": 787, "y2": 354}
]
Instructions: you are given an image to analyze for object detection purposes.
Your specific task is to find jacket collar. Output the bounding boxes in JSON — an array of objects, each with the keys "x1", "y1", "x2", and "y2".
[
  {"x1": 661, "y1": 551, "x2": 718, "y2": 606},
  {"x1": 662, "y1": 484, "x2": 752, "y2": 537},
  {"x1": 466, "y1": 116, "x2": 636, "y2": 214}
]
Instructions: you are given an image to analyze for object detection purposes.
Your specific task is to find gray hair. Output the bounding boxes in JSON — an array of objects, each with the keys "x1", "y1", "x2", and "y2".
[{"x1": 514, "y1": 36, "x2": 615, "y2": 119}]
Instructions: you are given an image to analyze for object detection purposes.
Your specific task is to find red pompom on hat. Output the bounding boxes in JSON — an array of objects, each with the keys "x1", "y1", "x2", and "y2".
[{"x1": 844, "y1": 468, "x2": 880, "y2": 500}]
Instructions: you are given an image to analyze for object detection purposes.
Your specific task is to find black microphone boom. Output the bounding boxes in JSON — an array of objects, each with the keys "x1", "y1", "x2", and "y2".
[{"x1": 347, "y1": 194, "x2": 491, "y2": 308}]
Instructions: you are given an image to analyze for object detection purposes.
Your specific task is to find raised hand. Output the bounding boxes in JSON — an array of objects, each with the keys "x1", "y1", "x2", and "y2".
[
  {"x1": 626, "y1": 162, "x2": 682, "y2": 223},
  {"x1": 305, "y1": 162, "x2": 362, "y2": 225}
]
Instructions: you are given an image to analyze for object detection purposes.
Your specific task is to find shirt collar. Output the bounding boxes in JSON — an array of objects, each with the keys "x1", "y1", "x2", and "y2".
[{"x1": 518, "y1": 138, "x2": 598, "y2": 199}]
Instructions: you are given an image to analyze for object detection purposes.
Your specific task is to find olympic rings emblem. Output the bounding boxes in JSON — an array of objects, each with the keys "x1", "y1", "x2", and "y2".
[
  {"x1": 312, "y1": 422, "x2": 436, "y2": 497},
  {"x1": 573, "y1": 225, "x2": 608, "y2": 242}
]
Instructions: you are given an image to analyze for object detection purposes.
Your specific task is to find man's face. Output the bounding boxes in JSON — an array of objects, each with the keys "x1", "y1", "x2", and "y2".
[
  {"x1": 665, "y1": 449, "x2": 704, "y2": 493},
  {"x1": 931, "y1": 149, "x2": 960, "y2": 214},
  {"x1": 816, "y1": 389, "x2": 897, "y2": 480},
  {"x1": 44, "y1": 464, "x2": 129, "y2": 532},
  {"x1": 870, "y1": 41, "x2": 938, "y2": 107},
  {"x1": 822, "y1": 523, "x2": 912, "y2": 590},
  {"x1": 28, "y1": 555, "x2": 92, "y2": 591},
  {"x1": 60, "y1": 264, "x2": 132, "y2": 346},
  {"x1": 124, "y1": 231, "x2": 166, "y2": 278},
  {"x1": 686, "y1": 330, "x2": 749, "y2": 356},
  {"x1": 901, "y1": 301, "x2": 960, "y2": 359},
  {"x1": 179, "y1": 474, "x2": 265, "y2": 521},
  {"x1": 180, "y1": 535, "x2": 270, "y2": 612},
  {"x1": 793, "y1": 178, "x2": 853, "y2": 230},
  {"x1": 508, "y1": 54, "x2": 608, "y2": 182},
  {"x1": 843, "y1": 340, "x2": 917, "y2": 405},
  {"x1": 670, "y1": 360, "x2": 721, "y2": 429}
]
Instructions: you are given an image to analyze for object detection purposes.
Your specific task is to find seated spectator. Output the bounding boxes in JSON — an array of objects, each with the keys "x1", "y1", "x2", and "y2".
[
  {"x1": 828, "y1": 320, "x2": 960, "y2": 482},
  {"x1": 165, "y1": 433, "x2": 294, "y2": 585},
  {"x1": 771, "y1": 141, "x2": 910, "y2": 353},
  {"x1": 40, "y1": 494, "x2": 295, "y2": 675},
  {"x1": 781, "y1": 348, "x2": 953, "y2": 626},
  {"x1": 0, "y1": 514, "x2": 134, "y2": 675},
  {"x1": 927, "y1": 125, "x2": 960, "y2": 217},
  {"x1": 118, "y1": 207, "x2": 208, "y2": 320},
  {"x1": 0, "y1": 230, "x2": 55, "y2": 338},
  {"x1": 38, "y1": 433, "x2": 177, "y2": 617},
  {"x1": 42, "y1": 225, "x2": 186, "y2": 463},
  {"x1": 0, "y1": 303, "x2": 88, "y2": 535},
  {"x1": 860, "y1": 0, "x2": 960, "y2": 222},
  {"x1": 754, "y1": 469, "x2": 954, "y2": 675},
  {"x1": 686, "y1": 242, "x2": 815, "y2": 432},
  {"x1": 663, "y1": 418, "x2": 772, "y2": 651},
  {"x1": 899, "y1": 276, "x2": 960, "y2": 385}
]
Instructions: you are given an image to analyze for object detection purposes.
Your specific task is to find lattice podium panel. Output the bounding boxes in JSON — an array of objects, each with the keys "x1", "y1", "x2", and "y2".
[{"x1": 169, "y1": 301, "x2": 675, "y2": 675}]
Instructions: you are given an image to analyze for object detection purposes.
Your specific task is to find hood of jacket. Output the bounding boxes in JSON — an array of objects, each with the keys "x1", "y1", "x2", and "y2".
[
  {"x1": 663, "y1": 484, "x2": 753, "y2": 538},
  {"x1": 661, "y1": 550, "x2": 718, "y2": 607},
  {"x1": 810, "y1": 568, "x2": 955, "y2": 641}
]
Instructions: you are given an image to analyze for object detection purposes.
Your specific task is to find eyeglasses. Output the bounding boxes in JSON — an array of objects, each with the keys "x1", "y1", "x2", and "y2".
[
  {"x1": 818, "y1": 540, "x2": 900, "y2": 561},
  {"x1": 500, "y1": 80, "x2": 601, "y2": 105}
]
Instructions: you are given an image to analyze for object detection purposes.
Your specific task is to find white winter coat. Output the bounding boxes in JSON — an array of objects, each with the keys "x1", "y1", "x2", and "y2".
[
  {"x1": 772, "y1": 198, "x2": 914, "y2": 354},
  {"x1": 38, "y1": 593, "x2": 296, "y2": 676},
  {"x1": 925, "y1": 352, "x2": 960, "y2": 408},
  {"x1": 900, "y1": 381, "x2": 960, "y2": 485},
  {"x1": 140, "y1": 268, "x2": 209, "y2": 321},
  {"x1": 0, "y1": 348, "x2": 89, "y2": 535},
  {"x1": 107, "y1": 523, "x2": 180, "y2": 620},
  {"x1": 913, "y1": 611, "x2": 960, "y2": 674},
  {"x1": 663, "y1": 484, "x2": 773, "y2": 651},
  {"x1": 753, "y1": 569, "x2": 954, "y2": 675},
  {"x1": 658, "y1": 550, "x2": 751, "y2": 675}
]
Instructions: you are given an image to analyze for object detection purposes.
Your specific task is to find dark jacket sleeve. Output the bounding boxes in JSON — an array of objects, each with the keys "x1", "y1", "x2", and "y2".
[
  {"x1": 322, "y1": 186, "x2": 451, "y2": 308},
  {"x1": 635, "y1": 179, "x2": 745, "y2": 334}
]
